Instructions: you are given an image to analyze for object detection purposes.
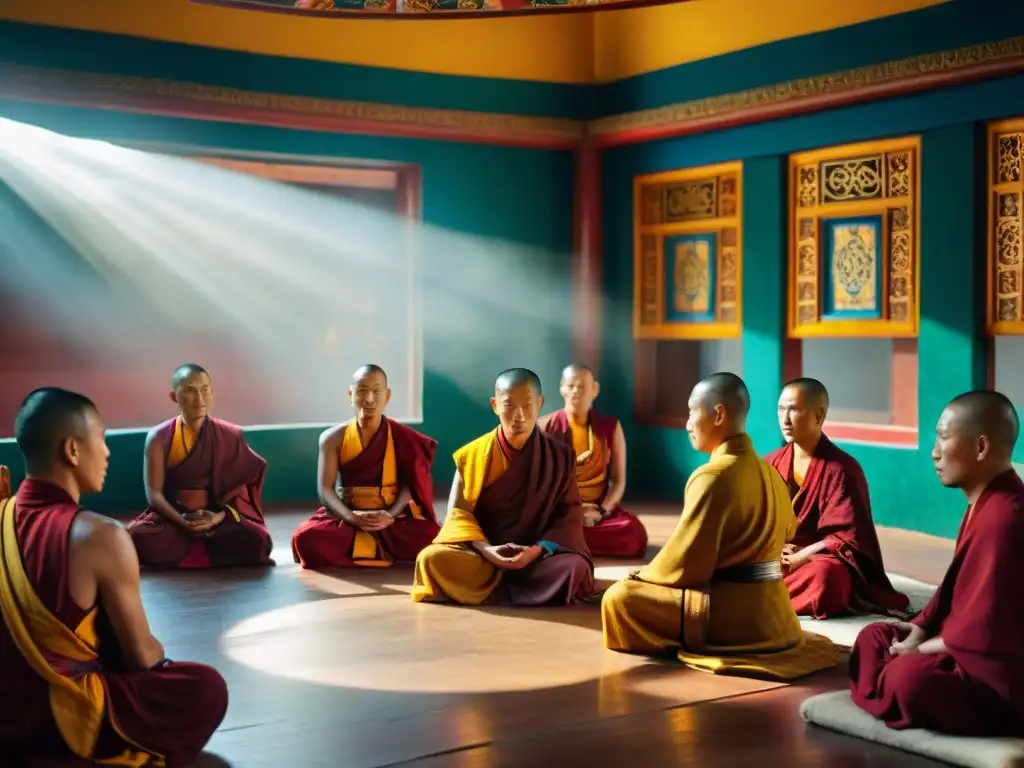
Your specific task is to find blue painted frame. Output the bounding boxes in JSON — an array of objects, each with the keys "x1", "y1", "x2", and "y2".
[
  {"x1": 821, "y1": 214, "x2": 884, "y2": 321},
  {"x1": 663, "y1": 232, "x2": 717, "y2": 323}
]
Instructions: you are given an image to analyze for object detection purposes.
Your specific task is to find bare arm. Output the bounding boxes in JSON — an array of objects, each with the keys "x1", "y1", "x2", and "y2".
[
  {"x1": 602, "y1": 422, "x2": 628, "y2": 511},
  {"x1": 84, "y1": 517, "x2": 165, "y2": 669},
  {"x1": 317, "y1": 425, "x2": 358, "y2": 524},
  {"x1": 386, "y1": 486, "x2": 412, "y2": 518},
  {"x1": 143, "y1": 431, "x2": 190, "y2": 529}
]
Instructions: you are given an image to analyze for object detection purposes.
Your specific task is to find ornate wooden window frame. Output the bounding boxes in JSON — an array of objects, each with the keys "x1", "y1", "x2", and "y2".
[
  {"x1": 788, "y1": 137, "x2": 921, "y2": 339},
  {"x1": 987, "y1": 118, "x2": 1024, "y2": 335},
  {"x1": 632, "y1": 161, "x2": 743, "y2": 340}
]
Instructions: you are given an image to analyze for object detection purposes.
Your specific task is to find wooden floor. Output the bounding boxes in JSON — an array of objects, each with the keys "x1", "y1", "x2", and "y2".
[{"x1": 134, "y1": 504, "x2": 956, "y2": 768}]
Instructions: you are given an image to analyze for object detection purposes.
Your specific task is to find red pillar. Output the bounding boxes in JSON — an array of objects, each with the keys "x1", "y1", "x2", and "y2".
[{"x1": 572, "y1": 137, "x2": 602, "y2": 371}]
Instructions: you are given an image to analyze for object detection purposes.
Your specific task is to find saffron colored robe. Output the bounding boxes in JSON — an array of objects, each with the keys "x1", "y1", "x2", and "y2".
[
  {"x1": 411, "y1": 427, "x2": 594, "y2": 606},
  {"x1": 540, "y1": 408, "x2": 648, "y2": 558},
  {"x1": 601, "y1": 435, "x2": 841, "y2": 680},
  {"x1": 127, "y1": 416, "x2": 274, "y2": 569},
  {"x1": 0, "y1": 479, "x2": 228, "y2": 767},
  {"x1": 291, "y1": 418, "x2": 440, "y2": 569},
  {"x1": 765, "y1": 436, "x2": 909, "y2": 619},
  {"x1": 849, "y1": 469, "x2": 1024, "y2": 736}
]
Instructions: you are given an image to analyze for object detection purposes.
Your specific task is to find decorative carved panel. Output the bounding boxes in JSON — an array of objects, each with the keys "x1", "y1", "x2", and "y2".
[
  {"x1": 788, "y1": 138, "x2": 920, "y2": 338},
  {"x1": 632, "y1": 162, "x2": 743, "y2": 340},
  {"x1": 988, "y1": 119, "x2": 1024, "y2": 335}
]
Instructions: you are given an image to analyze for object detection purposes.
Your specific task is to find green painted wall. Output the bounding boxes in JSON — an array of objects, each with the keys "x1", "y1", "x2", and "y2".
[
  {"x1": 601, "y1": 73, "x2": 1024, "y2": 539},
  {"x1": 0, "y1": 101, "x2": 574, "y2": 512}
]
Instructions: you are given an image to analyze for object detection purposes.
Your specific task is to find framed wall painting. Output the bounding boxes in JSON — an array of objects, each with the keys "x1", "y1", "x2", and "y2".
[
  {"x1": 633, "y1": 162, "x2": 742, "y2": 340},
  {"x1": 788, "y1": 138, "x2": 920, "y2": 338},
  {"x1": 987, "y1": 118, "x2": 1024, "y2": 335}
]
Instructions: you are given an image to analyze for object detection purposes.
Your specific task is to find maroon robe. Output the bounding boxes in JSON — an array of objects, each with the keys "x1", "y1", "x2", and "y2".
[
  {"x1": 765, "y1": 436, "x2": 909, "y2": 618},
  {"x1": 291, "y1": 418, "x2": 440, "y2": 569},
  {"x1": 541, "y1": 408, "x2": 648, "y2": 558},
  {"x1": 0, "y1": 479, "x2": 228, "y2": 766},
  {"x1": 476, "y1": 428, "x2": 593, "y2": 605},
  {"x1": 127, "y1": 416, "x2": 274, "y2": 569},
  {"x1": 849, "y1": 469, "x2": 1024, "y2": 736}
]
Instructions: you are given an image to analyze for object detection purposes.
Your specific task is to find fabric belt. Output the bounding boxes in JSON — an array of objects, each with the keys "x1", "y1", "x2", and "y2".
[{"x1": 712, "y1": 560, "x2": 784, "y2": 583}]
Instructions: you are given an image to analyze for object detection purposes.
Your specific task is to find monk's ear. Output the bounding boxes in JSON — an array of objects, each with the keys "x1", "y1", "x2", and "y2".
[
  {"x1": 713, "y1": 404, "x2": 728, "y2": 426},
  {"x1": 490, "y1": 396, "x2": 499, "y2": 415},
  {"x1": 61, "y1": 437, "x2": 80, "y2": 468},
  {"x1": 384, "y1": 387, "x2": 392, "y2": 406},
  {"x1": 976, "y1": 434, "x2": 991, "y2": 462},
  {"x1": 538, "y1": 394, "x2": 545, "y2": 411},
  {"x1": 592, "y1": 381, "x2": 601, "y2": 400},
  {"x1": 169, "y1": 389, "x2": 179, "y2": 405}
]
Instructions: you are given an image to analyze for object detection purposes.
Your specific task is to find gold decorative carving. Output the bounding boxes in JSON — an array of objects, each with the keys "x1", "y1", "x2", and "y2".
[
  {"x1": 633, "y1": 163, "x2": 743, "y2": 340},
  {"x1": 988, "y1": 120, "x2": 1024, "y2": 334},
  {"x1": 788, "y1": 137, "x2": 919, "y2": 339}
]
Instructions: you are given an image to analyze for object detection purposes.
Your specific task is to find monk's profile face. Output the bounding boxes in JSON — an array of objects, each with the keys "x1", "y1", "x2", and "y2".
[
  {"x1": 172, "y1": 372, "x2": 213, "y2": 423},
  {"x1": 491, "y1": 383, "x2": 543, "y2": 447},
  {"x1": 932, "y1": 406, "x2": 987, "y2": 488},
  {"x1": 560, "y1": 369, "x2": 599, "y2": 415},
  {"x1": 686, "y1": 386, "x2": 726, "y2": 454},
  {"x1": 349, "y1": 371, "x2": 390, "y2": 421},
  {"x1": 778, "y1": 385, "x2": 825, "y2": 445},
  {"x1": 66, "y1": 408, "x2": 110, "y2": 495}
]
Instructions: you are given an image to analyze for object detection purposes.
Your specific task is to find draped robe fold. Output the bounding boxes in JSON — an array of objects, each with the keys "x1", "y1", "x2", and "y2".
[
  {"x1": 291, "y1": 418, "x2": 439, "y2": 569},
  {"x1": 127, "y1": 416, "x2": 274, "y2": 569},
  {"x1": 540, "y1": 408, "x2": 648, "y2": 558},
  {"x1": 411, "y1": 427, "x2": 593, "y2": 606},
  {"x1": 601, "y1": 435, "x2": 841, "y2": 680},
  {"x1": 0, "y1": 479, "x2": 228, "y2": 766},
  {"x1": 765, "y1": 436, "x2": 909, "y2": 619},
  {"x1": 849, "y1": 469, "x2": 1024, "y2": 736}
]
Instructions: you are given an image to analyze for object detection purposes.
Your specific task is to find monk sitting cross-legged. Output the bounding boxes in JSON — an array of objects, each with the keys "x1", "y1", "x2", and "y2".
[
  {"x1": 601, "y1": 373, "x2": 840, "y2": 679},
  {"x1": 291, "y1": 364, "x2": 440, "y2": 569},
  {"x1": 765, "y1": 378, "x2": 909, "y2": 619},
  {"x1": 538, "y1": 364, "x2": 648, "y2": 558},
  {"x1": 850, "y1": 391, "x2": 1024, "y2": 737},
  {"x1": 0, "y1": 388, "x2": 227, "y2": 766},
  {"x1": 411, "y1": 368, "x2": 594, "y2": 606},
  {"x1": 127, "y1": 364, "x2": 274, "y2": 569}
]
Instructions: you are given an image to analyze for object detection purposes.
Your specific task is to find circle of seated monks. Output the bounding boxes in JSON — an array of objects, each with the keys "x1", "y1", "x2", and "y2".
[{"x1": 0, "y1": 365, "x2": 1021, "y2": 765}]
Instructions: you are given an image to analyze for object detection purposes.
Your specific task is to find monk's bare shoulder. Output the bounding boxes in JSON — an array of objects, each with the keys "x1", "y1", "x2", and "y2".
[
  {"x1": 70, "y1": 510, "x2": 131, "y2": 548},
  {"x1": 319, "y1": 421, "x2": 350, "y2": 449},
  {"x1": 144, "y1": 424, "x2": 165, "y2": 454}
]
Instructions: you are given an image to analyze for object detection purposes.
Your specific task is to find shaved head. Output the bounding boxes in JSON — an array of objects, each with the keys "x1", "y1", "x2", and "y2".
[
  {"x1": 783, "y1": 377, "x2": 830, "y2": 411},
  {"x1": 15, "y1": 388, "x2": 98, "y2": 471},
  {"x1": 560, "y1": 363, "x2": 594, "y2": 384},
  {"x1": 495, "y1": 368, "x2": 542, "y2": 397},
  {"x1": 352, "y1": 364, "x2": 387, "y2": 386},
  {"x1": 946, "y1": 390, "x2": 1019, "y2": 454},
  {"x1": 171, "y1": 363, "x2": 209, "y2": 390},
  {"x1": 692, "y1": 372, "x2": 750, "y2": 420}
]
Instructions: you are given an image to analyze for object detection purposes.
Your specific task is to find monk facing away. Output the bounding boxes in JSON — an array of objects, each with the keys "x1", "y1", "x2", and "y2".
[
  {"x1": 538, "y1": 364, "x2": 648, "y2": 558},
  {"x1": 850, "y1": 391, "x2": 1024, "y2": 737},
  {"x1": 291, "y1": 364, "x2": 439, "y2": 569},
  {"x1": 601, "y1": 373, "x2": 840, "y2": 679},
  {"x1": 127, "y1": 364, "x2": 274, "y2": 569},
  {"x1": 411, "y1": 368, "x2": 594, "y2": 606},
  {"x1": 0, "y1": 388, "x2": 227, "y2": 766},
  {"x1": 766, "y1": 378, "x2": 909, "y2": 619}
]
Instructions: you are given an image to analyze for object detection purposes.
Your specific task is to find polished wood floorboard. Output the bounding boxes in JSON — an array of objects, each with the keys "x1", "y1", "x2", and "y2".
[{"x1": 129, "y1": 504, "x2": 953, "y2": 768}]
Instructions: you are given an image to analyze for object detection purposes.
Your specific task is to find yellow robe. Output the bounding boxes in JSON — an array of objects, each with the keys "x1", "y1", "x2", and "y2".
[
  {"x1": 410, "y1": 430, "x2": 510, "y2": 604},
  {"x1": 600, "y1": 435, "x2": 841, "y2": 680}
]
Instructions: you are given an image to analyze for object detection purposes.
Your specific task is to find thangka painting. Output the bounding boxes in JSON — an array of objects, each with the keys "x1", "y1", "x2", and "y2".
[
  {"x1": 987, "y1": 119, "x2": 1024, "y2": 335},
  {"x1": 633, "y1": 162, "x2": 742, "y2": 340},
  {"x1": 789, "y1": 138, "x2": 919, "y2": 338}
]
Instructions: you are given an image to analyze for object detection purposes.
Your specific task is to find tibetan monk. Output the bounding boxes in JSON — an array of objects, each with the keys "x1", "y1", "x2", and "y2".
[
  {"x1": 601, "y1": 373, "x2": 840, "y2": 679},
  {"x1": 0, "y1": 388, "x2": 227, "y2": 766},
  {"x1": 411, "y1": 368, "x2": 593, "y2": 606},
  {"x1": 539, "y1": 364, "x2": 648, "y2": 558},
  {"x1": 766, "y1": 378, "x2": 909, "y2": 619},
  {"x1": 291, "y1": 364, "x2": 439, "y2": 569},
  {"x1": 850, "y1": 390, "x2": 1024, "y2": 736},
  {"x1": 127, "y1": 364, "x2": 274, "y2": 569}
]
